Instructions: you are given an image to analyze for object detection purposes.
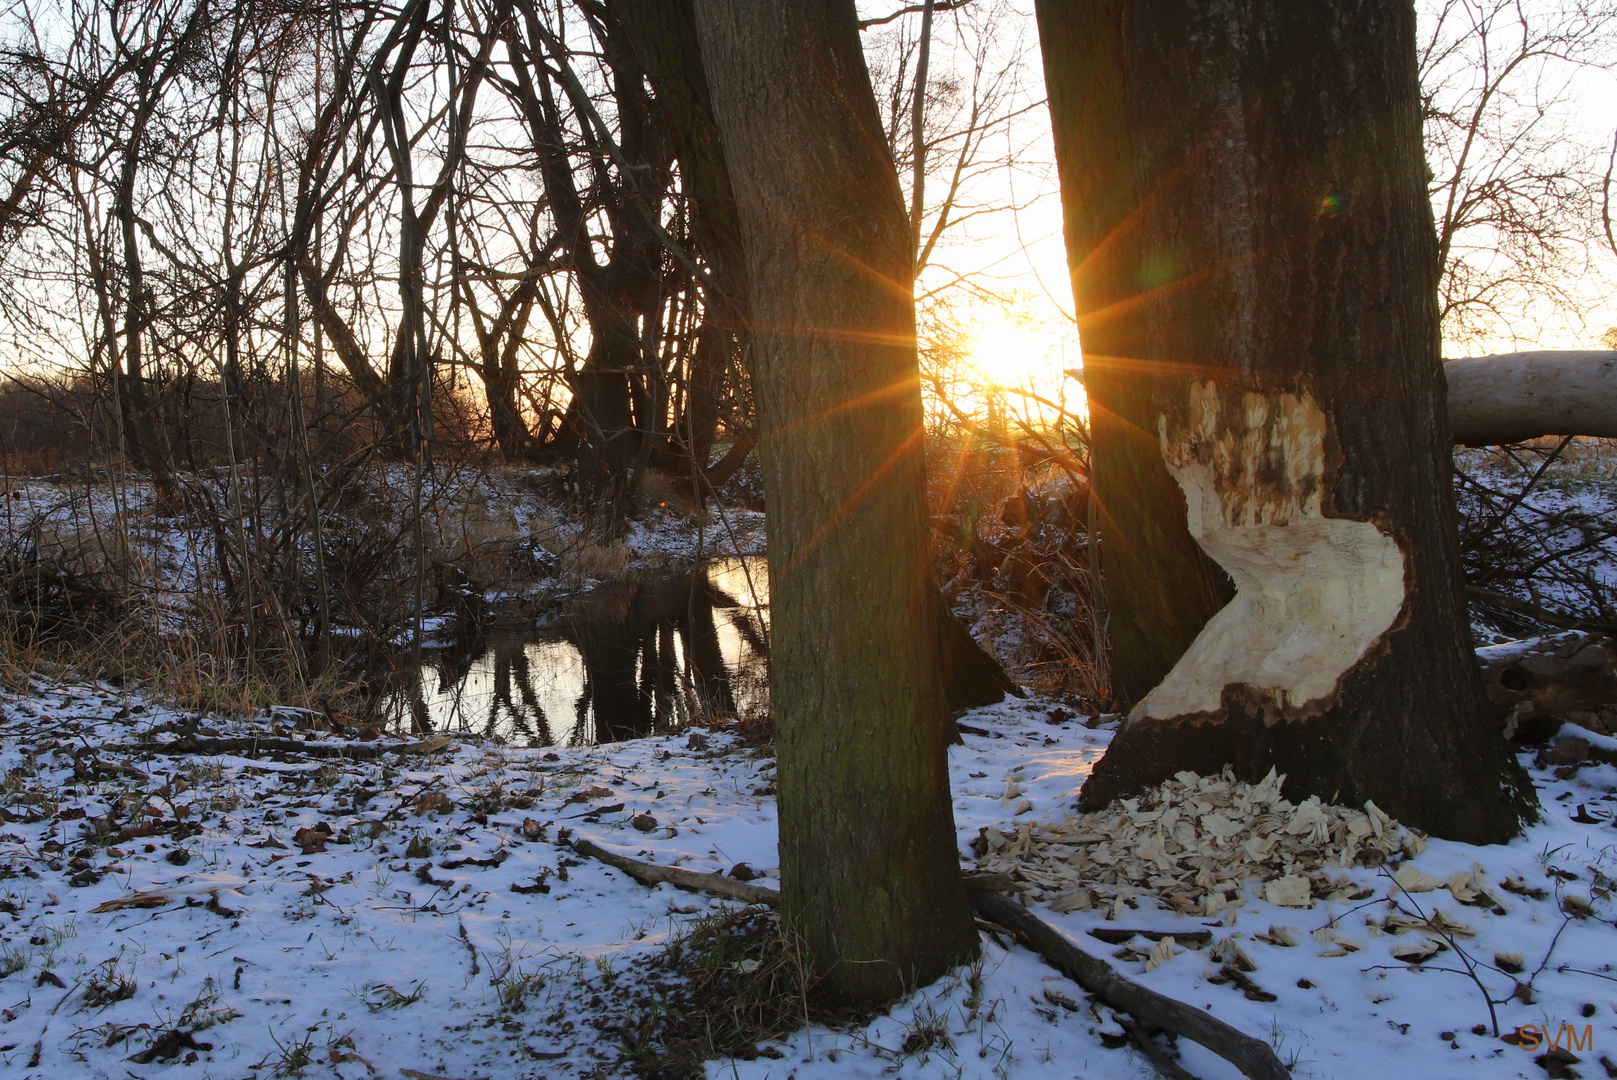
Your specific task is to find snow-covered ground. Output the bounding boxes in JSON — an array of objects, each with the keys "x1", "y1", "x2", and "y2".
[{"x1": 1, "y1": 685, "x2": 1614, "y2": 1080}]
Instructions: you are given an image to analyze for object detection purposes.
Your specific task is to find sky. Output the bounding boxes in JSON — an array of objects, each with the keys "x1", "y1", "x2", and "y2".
[{"x1": 886, "y1": 0, "x2": 1617, "y2": 393}]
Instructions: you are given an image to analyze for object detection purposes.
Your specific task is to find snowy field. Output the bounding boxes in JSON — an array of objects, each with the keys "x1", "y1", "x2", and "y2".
[{"x1": 0, "y1": 685, "x2": 1613, "y2": 1080}]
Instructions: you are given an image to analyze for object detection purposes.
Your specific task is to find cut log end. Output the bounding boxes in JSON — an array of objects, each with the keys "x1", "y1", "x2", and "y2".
[{"x1": 1476, "y1": 631, "x2": 1617, "y2": 738}]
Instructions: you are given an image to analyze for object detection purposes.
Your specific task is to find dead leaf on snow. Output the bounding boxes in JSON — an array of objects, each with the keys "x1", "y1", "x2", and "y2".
[
  {"x1": 414, "y1": 791, "x2": 453, "y2": 816},
  {"x1": 92, "y1": 890, "x2": 171, "y2": 912}
]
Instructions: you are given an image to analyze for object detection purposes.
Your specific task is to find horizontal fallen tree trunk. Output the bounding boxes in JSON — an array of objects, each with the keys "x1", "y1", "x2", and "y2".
[
  {"x1": 1475, "y1": 631, "x2": 1617, "y2": 738},
  {"x1": 102, "y1": 734, "x2": 455, "y2": 760},
  {"x1": 972, "y1": 893, "x2": 1291, "y2": 1080},
  {"x1": 571, "y1": 840, "x2": 1288, "y2": 1080},
  {"x1": 1446, "y1": 350, "x2": 1617, "y2": 446}
]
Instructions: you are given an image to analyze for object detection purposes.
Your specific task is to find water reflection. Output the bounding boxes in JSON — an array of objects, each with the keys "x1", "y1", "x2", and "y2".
[{"x1": 389, "y1": 556, "x2": 769, "y2": 745}]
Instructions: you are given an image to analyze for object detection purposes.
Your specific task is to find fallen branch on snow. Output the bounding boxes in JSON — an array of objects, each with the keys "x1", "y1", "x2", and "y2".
[
  {"x1": 570, "y1": 839, "x2": 780, "y2": 905},
  {"x1": 571, "y1": 840, "x2": 1289, "y2": 1080},
  {"x1": 971, "y1": 892, "x2": 1291, "y2": 1080},
  {"x1": 100, "y1": 734, "x2": 455, "y2": 761}
]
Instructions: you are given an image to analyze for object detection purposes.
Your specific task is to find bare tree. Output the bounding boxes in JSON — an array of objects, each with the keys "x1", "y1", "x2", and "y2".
[
  {"x1": 692, "y1": 0, "x2": 979, "y2": 1006},
  {"x1": 1421, "y1": 0, "x2": 1617, "y2": 348}
]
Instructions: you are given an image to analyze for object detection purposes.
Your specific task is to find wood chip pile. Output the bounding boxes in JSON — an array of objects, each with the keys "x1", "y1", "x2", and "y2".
[{"x1": 973, "y1": 767, "x2": 1433, "y2": 917}]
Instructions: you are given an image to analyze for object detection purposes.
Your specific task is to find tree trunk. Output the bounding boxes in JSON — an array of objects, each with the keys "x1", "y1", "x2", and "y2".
[
  {"x1": 1032, "y1": 0, "x2": 1233, "y2": 706},
  {"x1": 939, "y1": 604, "x2": 1019, "y2": 712},
  {"x1": 1446, "y1": 351, "x2": 1617, "y2": 445},
  {"x1": 684, "y1": 321, "x2": 726, "y2": 470},
  {"x1": 610, "y1": 0, "x2": 756, "y2": 483},
  {"x1": 691, "y1": 0, "x2": 978, "y2": 1005},
  {"x1": 1038, "y1": 0, "x2": 1534, "y2": 842},
  {"x1": 608, "y1": 0, "x2": 749, "y2": 325}
]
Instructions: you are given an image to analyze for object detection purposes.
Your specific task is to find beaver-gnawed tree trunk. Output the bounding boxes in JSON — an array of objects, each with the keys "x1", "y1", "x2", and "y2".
[
  {"x1": 691, "y1": 0, "x2": 979, "y2": 1005},
  {"x1": 1037, "y1": 0, "x2": 1535, "y2": 843}
]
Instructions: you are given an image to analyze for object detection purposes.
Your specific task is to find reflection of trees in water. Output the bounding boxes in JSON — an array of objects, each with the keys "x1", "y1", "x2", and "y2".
[
  {"x1": 567, "y1": 568, "x2": 766, "y2": 743},
  {"x1": 396, "y1": 562, "x2": 769, "y2": 745},
  {"x1": 398, "y1": 619, "x2": 487, "y2": 734},
  {"x1": 479, "y1": 640, "x2": 554, "y2": 744}
]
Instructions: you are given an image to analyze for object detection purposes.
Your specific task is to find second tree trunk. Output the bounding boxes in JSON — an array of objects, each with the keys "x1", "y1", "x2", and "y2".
[{"x1": 1037, "y1": 0, "x2": 1535, "y2": 842}]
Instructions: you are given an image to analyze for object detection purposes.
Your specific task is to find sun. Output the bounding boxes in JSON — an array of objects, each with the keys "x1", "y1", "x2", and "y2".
[{"x1": 966, "y1": 314, "x2": 1049, "y2": 386}]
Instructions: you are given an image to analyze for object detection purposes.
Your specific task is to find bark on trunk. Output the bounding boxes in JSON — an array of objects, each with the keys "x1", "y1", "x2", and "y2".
[
  {"x1": 691, "y1": 0, "x2": 978, "y2": 1005},
  {"x1": 1039, "y1": 0, "x2": 1534, "y2": 842},
  {"x1": 1446, "y1": 351, "x2": 1617, "y2": 446},
  {"x1": 610, "y1": 0, "x2": 757, "y2": 483},
  {"x1": 1032, "y1": 0, "x2": 1233, "y2": 706},
  {"x1": 608, "y1": 0, "x2": 749, "y2": 327},
  {"x1": 939, "y1": 604, "x2": 1019, "y2": 712}
]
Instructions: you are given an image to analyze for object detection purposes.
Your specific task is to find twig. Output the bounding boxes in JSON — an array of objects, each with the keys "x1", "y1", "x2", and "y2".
[
  {"x1": 1557, "y1": 966, "x2": 1617, "y2": 984},
  {"x1": 1464, "y1": 585, "x2": 1614, "y2": 633},
  {"x1": 1478, "y1": 437, "x2": 1573, "y2": 534},
  {"x1": 457, "y1": 920, "x2": 480, "y2": 978},
  {"x1": 1382, "y1": 868, "x2": 1501, "y2": 1036}
]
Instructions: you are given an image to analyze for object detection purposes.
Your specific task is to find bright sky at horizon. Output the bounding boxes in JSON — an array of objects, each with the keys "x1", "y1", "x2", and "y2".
[{"x1": 889, "y1": 0, "x2": 1617, "y2": 395}]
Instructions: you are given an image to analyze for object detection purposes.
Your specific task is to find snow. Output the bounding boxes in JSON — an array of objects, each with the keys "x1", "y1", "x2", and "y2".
[{"x1": 0, "y1": 686, "x2": 1614, "y2": 1079}]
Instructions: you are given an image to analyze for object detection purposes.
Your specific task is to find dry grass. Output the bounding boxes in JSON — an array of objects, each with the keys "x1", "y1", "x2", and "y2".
[
  {"x1": 0, "y1": 463, "x2": 596, "y2": 722},
  {"x1": 1467, "y1": 435, "x2": 1617, "y2": 483},
  {"x1": 588, "y1": 907, "x2": 819, "y2": 1079},
  {"x1": 562, "y1": 539, "x2": 632, "y2": 583}
]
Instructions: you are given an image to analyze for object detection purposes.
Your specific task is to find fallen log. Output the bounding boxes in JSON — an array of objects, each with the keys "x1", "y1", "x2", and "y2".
[
  {"x1": 1475, "y1": 631, "x2": 1617, "y2": 738},
  {"x1": 971, "y1": 893, "x2": 1291, "y2": 1080},
  {"x1": 1446, "y1": 350, "x2": 1617, "y2": 446},
  {"x1": 101, "y1": 734, "x2": 455, "y2": 761},
  {"x1": 571, "y1": 841, "x2": 1288, "y2": 1080},
  {"x1": 571, "y1": 839, "x2": 780, "y2": 905}
]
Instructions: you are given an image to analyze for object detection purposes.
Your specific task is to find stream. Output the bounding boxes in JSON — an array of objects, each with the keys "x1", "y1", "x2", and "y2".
[{"x1": 385, "y1": 556, "x2": 770, "y2": 745}]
